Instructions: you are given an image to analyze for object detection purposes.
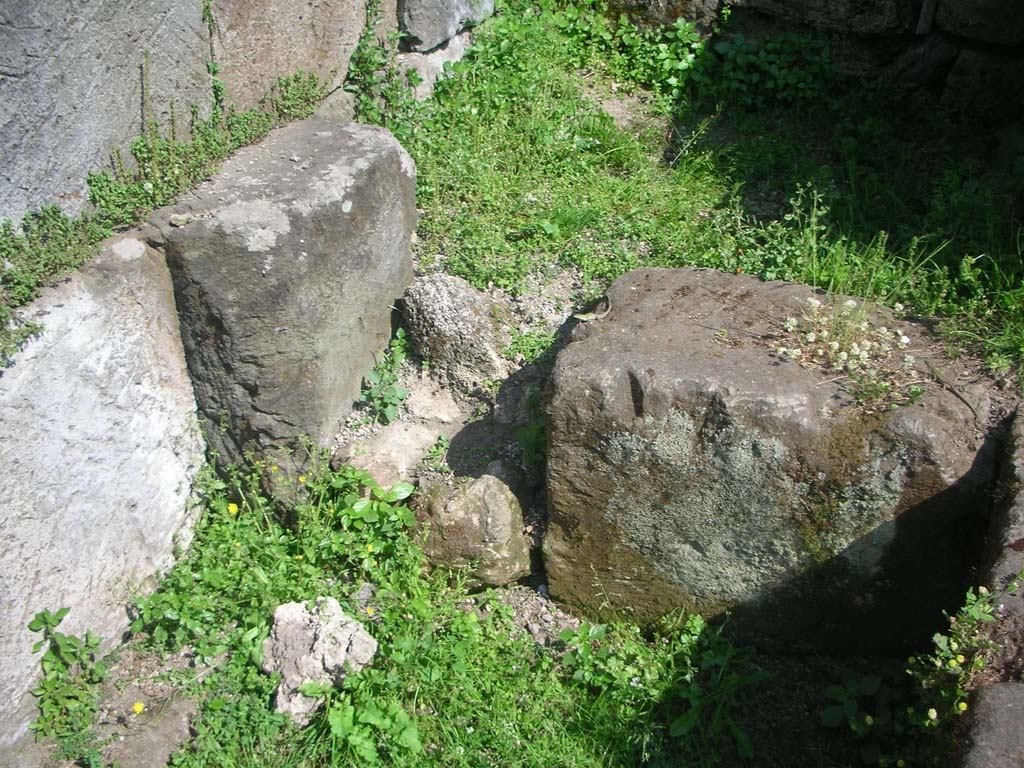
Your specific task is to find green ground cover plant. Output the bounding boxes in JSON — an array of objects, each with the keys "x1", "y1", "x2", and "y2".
[{"x1": 113, "y1": 461, "x2": 762, "y2": 767}]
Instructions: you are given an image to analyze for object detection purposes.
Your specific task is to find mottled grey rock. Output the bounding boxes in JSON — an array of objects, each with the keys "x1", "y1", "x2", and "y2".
[
  {"x1": 935, "y1": 0, "x2": 1024, "y2": 46},
  {"x1": 0, "y1": 234, "x2": 204, "y2": 755},
  {"x1": 403, "y1": 275, "x2": 510, "y2": 396},
  {"x1": 398, "y1": 31, "x2": 472, "y2": 100},
  {"x1": 962, "y1": 683, "x2": 1024, "y2": 768},
  {"x1": 261, "y1": 598, "x2": 377, "y2": 725},
  {"x1": 727, "y1": 0, "x2": 913, "y2": 34},
  {"x1": 213, "y1": 0, "x2": 366, "y2": 112},
  {"x1": 0, "y1": 0, "x2": 210, "y2": 223},
  {"x1": 890, "y1": 33, "x2": 959, "y2": 87},
  {"x1": 155, "y1": 120, "x2": 416, "y2": 474},
  {"x1": 983, "y1": 407, "x2": 1024, "y2": 617},
  {"x1": 398, "y1": 0, "x2": 492, "y2": 52},
  {"x1": 544, "y1": 267, "x2": 995, "y2": 651},
  {"x1": 419, "y1": 474, "x2": 531, "y2": 587}
]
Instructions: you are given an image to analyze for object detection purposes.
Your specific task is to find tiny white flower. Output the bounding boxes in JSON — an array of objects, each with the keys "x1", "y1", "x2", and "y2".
[
  {"x1": 858, "y1": 321, "x2": 869, "y2": 332},
  {"x1": 828, "y1": 341, "x2": 840, "y2": 352},
  {"x1": 776, "y1": 347, "x2": 788, "y2": 356},
  {"x1": 837, "y1": 351, "x2": 848, "y2": 362},
  {"x1": 816, "y1": 349, "x2": 825, "y2": 357},
  {"x1": 900, "y1": 335, "x2": 911, "y2": 346},
  {"x1": 894, "y1": 302, "x2": 904, "y2": 312},
  {"x1": 783, "y1": 318, "x2": 798, "y2": 332},
  {"x1": 806, "y1": 297, "x2": 822, "y2": 309},
  {"x1": 788, "y1": 348, "x2": 802, "y2": 360},
  {"x1": 843, "y1": 299, "x2": 857, "y2": 311},
  {"x1": 805, "y1": 332, "x2": 816, "y2": 343},
  {"x1": 819, "y1": 330, "x2": 829, "y2": 340},
  {"x1": 851, "y1": 343, "x2": 861, "y2": 355},
  {"x1": 903, "y1": 355, "x2": 915, "y2": 366},
  {"x1": 859, "y1": 350, "x2": 869, "y2": 362},
  {"x1": 878, "y1": 327, "x2": 888, "y2": 336}
]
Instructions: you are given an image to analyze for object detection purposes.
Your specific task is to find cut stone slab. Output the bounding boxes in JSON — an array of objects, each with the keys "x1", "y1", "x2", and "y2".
[
  {"x1": 402, "y1": 274, "x2": 510, "y2": 396},
  {"x1": 154, "y1": 120, "x2": 416, "y2": 475},
  {"x1": 0, "y1": 234, "x2": 205, "y2": 756},
  {"x1": 418, "y1": 473, "x2": 531, "y2": 587},
  {"x1": 544, "y1": 267, "x2": 995, "y2": 651},
  {"x1": 398, "y1": 0, "x2": 493, "y2": 52},
  {"x1": 961, "y1": 683, "x2": 1024, "y2": 768},
  {"x1": 261, "y1": 598, "x2": 377, "y2": 725},
  {"x1": 213, "y1": 0, "x2": 366, "y2": 112}
]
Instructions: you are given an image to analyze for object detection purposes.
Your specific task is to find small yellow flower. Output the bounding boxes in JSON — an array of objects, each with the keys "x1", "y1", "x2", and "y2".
[
  {"x1": 294, "y1": 554, "x2": 304, "y2": 560},
  {"x1": 366, "y1": 543, "x2": 374, "y2": 552},
  {"x1": 271, "y1": 465, "x2": 279, "y2": 473},
  {"x1": 132, "y1": 701, "x2": 145, "y2": 715},
  {"x1": 227, "y1": 503, "x2": 239, "y2": 516},
  {"x1": 298, "y1": 475, "x2": 307, "y2": 484},
  {"x1": 958, "y1": 701, "x2": 968, "y2": 712},
  {"x1": 956, "y1": 654, "x2": 966, "y2": 664},
  {"x1": 234, "y1": 541, "x2": 241, "y2": 548},
  {"x1": 366, "y1": 606, "x2": 376, "y2": 616}
]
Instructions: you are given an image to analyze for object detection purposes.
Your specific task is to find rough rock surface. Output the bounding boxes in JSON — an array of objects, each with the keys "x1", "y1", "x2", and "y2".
[
  {"x1": 213, "y1": 0, "x2": 366, "y2": 112},
  {"x1": 961, "y1": 683, "x2": 1024, "y2": 768},
  {"x1": 398, "y1": 32, "x2": 472, "y2": 100},
  {"x1": 398, "y1": 0, "x2": 493, "y2": 52},
  {"x1": 403, "y1": 274, "x2": 510, "y2": 396},
  {"x1": 544, "y1": 267, "x2": 995, "y2": 651},
  {"x1": 154, "y1": 120, "x2": 416, "y2": 474},
  {"x1": 942, "y1": 49, "x2": 1024, "y2": 120},
  {"x1": 935, "y1": 0, "x2": 1024, "y2": 46},
  {"x1": 984, "y1": 407, "x2": 1024, "y2": 617},
  {"x1": 341, "y1": 421, "x2": 440, "y2": 488},
  {"x1": 0, "y1": 234, "x2": 204, "y2": 756},
  {"x1": 728, "y1": 0, "x2": 913, "y2": 35},
  {"x1": 261, "y1": 598, "x2": 378, "y2": 725},
  {"x1": 0, "y1": 0, "x2": 210, "y2": 223},
  {"x1": 418, "y1": 473, "x2": 531, "y2": 587}
]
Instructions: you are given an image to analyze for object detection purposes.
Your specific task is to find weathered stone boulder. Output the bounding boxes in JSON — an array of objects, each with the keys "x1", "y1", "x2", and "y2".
[
  {"x1": 0, "y1": 234, "x2": 205, "y2": 757},
  {"x1": 984, "y1": 407, "x2": 1024, "y2": 618},
  {"x1": 544, "y1": 267, "x2": 995, "y2": 651},
  {"x1": 942, "y1": 49, "x2": 1024, "y2": 120},
  {"x1": 402, "y1": 274, "x2": 510, "y2": 395},
  {"x1": 261, "y1": 598, "x2": 378, "y2": 725},
  {"x1": 418, "y1": 473, "x2": 531, "y2": 587},
  {"x1": 398, "y1": 0, "x2": 493, "y2": 52},
  {"x1": 935, "y1": 0, "x2": 1024, "y2": 46},
  {"x1": 961, "y1": 683, "x2": 1024, "y2": 768},
  {"x1": 154, "y1": 120, "x2": 416, "y2": 474},
  {"x1": 727, "y1": 0, "x2": 913, "y2": 35}
]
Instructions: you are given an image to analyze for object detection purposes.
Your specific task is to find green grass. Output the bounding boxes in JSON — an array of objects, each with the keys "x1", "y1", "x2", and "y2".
[
  {"x1": 396, "y1": 0, "x2": 1022, "y2": 373},
  {"x1": 112, "y1": 462, "x2": 758, "y2": 768}
]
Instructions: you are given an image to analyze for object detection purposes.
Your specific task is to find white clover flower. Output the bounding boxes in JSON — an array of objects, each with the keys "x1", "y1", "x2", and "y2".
[
  {"x1": 878, "y1": 326, "x2": 888, "y2": 336},
  {"x1": 843, "y1": 299, "x2": 857, "y2": 311},
  {"x1": 851, "y1": 343, "x2": 861, "y2": 355},
  {"x1": 783, "y1": 317, "x2": 798, "y2": 332},
  {"x1": 894, "y1": 302, "x2": 904, "y2": 313},
  {"x1": 900, "y1": 335, "x2": 911, "y2": 346},
  {"x1": 837, "y1": 351, "x2": 848, "y2": 362},
  {"x1": 787, "y1": 348, "x2": 802, "y2": 360},
  {"x1": 805, "y1": 332, "x2": 816, "y2": 343},
  {"x1": 806, "y1": 297, "x2": 822, "y2": 309},
  {"x1": 776, "y1": 347, "x2": 788, "y2": 356},
  {"x1": 858, "y1": 321, "x2": 869, "y2": 332},
  {"x1": 816, "y1": 349, "x2": 825, "y2": 357},
  {"x1": 828, "y1": 341, "x2": 840, "y2": 352},
  {"x1": 859, "y1": 350, "x2": 869, "y2": 362},
  {"x1": 819, "y1": 329, "x2": 829, "y2": 340}
]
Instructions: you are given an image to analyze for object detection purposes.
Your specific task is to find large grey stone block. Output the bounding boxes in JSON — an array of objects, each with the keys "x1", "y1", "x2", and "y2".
[
  {"x1": 0, "y1": 234, "x2": 205, "y2": 759},
  {"x1": 154, "y1": 120, "x2": 416, "y2": 473},
  {"x1": 544, "y1": 267, "x2": 996, "y2": 651}
]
